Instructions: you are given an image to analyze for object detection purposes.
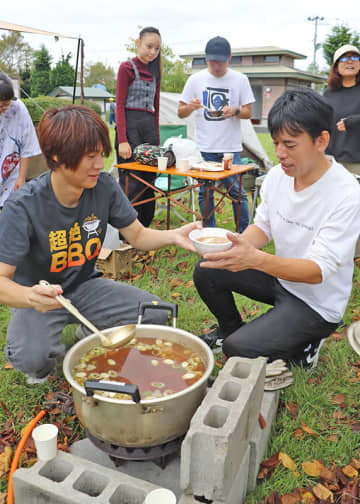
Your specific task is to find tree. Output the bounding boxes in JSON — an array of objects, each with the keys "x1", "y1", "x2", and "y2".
[
  {"x1": 51, "y1": 53, "x2": 75, "y2": 89},
  {"x1": 0, "y1": 31, "x2": 33, "y2": 75},
  {"x1": 84, "y1": 62, "x2": 116, "y2": 94},
  {"x1": 31, "y1": 45, "x2": 52, "y2": 97},
  {"x1": 124, "y1": 31, "x2": 190, "y2": 93},
  {"x1": 322, "y1": 24, "x2": 360, "y2": 67}
]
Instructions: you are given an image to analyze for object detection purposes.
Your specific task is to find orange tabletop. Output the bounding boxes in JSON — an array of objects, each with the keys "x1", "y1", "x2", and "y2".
[{"x1": 115, "y1": 161, "x2": 255, "y2": 181}]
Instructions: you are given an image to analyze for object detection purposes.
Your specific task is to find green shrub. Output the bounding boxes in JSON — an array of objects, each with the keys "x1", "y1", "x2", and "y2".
[{"x1": 23, "y1": 96, "x2": 102, "y2": 122}]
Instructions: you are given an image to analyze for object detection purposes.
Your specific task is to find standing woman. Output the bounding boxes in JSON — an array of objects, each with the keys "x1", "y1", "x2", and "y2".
[
  {"x1": 115, "y1": 27, "x2": 161, "y2": 227},
  {"x1": 323, "y1": 44, "x2": 360, "y2": 259}
]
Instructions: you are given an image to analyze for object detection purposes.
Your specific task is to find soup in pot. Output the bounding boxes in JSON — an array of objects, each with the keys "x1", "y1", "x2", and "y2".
[{"x1": 72, "y1": 336, "x2": 206, "y2": 400}]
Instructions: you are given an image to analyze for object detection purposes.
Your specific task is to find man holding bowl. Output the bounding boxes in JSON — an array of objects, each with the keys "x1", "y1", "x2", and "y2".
[{"x1": 193, "y1": 88, "x2": 360, "y2": 369}]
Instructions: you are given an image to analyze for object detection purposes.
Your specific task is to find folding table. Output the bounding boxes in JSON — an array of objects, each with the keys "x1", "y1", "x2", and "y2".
[{"x1": 116, "y1": 162, "x2": 255, "y2": 229}]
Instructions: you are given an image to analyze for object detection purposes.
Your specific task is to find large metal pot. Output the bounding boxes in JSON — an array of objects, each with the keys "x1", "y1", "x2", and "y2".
[{"x1": 63, "y1": 304, "x2": 214, "y2": 448}]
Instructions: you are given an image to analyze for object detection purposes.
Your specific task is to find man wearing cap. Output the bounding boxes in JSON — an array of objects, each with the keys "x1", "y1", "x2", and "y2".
[{"x1": 178, "y1": 36, "x2": 255, "y2": 232}]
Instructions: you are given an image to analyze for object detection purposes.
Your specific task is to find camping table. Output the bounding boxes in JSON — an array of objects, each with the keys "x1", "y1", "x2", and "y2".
[{"x1": 116, "y1": 161, "x2": 255, "y2": 229}]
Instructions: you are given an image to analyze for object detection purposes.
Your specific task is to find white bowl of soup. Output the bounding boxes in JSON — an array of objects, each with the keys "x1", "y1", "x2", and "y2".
[{"x1": 189, "y1": 227, "x2": 232, "y2": 255}]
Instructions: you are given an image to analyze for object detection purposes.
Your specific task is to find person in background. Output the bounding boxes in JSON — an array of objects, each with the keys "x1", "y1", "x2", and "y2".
[
  {"x1": 193, "y1": 89, "x2": 360, "y2": 367},
  {"x1": 0, "y1": 105, "x2": 199, "y2": 384},
  {"x1": 115, "y1": 26, "x2": 161, "y2": 227},
  {"x1": 178, "y1": 36, "x2": 255, "y2": 232},
  {"x1": 323, "y1": 44, "x2": 360, "y2": 259},
  {"x1": 108, "y1": 98, "x2": 116, "y2": 126},
  {"x1": 0, "y1": 72, "x2": 41, "y2": 209}
]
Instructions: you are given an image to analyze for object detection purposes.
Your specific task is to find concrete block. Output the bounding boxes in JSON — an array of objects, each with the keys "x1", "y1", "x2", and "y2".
[
  {"x1": 180, "y1": 357, "x2": 266, "y2": 502},
  {"x1": 13, "y1": 450, "x2": 159, "y2": 504},
  {"x1": 247, "y1": 390, "x2": 280, "y2": 493},
  {"x1": 178, "y1": 446, "x2": 250, "y2": 504}
]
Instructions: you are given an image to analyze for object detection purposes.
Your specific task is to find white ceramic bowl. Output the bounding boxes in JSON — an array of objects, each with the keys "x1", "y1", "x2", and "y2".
[{"x1": 189, "y1": 227, "x2": 232, "y2": 256}]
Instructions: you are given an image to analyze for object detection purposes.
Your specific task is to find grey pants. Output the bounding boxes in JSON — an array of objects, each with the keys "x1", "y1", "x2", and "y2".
[{"x1": 5, "y1": 277, "x2": 167, "y2": 378}]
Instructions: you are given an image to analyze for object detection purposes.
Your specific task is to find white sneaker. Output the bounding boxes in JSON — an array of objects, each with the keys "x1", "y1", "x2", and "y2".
[
  {"x1": 26, "y1": 374, "x2": 49, "y2": 385},
  {"x1": 304, "y1": 338, "x2": 326, "y2": 370}
]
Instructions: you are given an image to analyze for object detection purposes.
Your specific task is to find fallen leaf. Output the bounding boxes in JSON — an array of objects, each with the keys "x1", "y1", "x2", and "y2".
[
  {"x1": 342, "y1": 465, "x2": 358, "y2": 480},
  {"x1": 286, "y1": 401, "x2": 298, "y2": 418},
  {"x1": 332, "y1": 393, "x2": 345, "y2": 405},
  {"x1": 0, "y1": 402, "x2": 10, "y2": 417},
  {"x1": 301, "y1": 489, "x2": 316, "y2": 503},
  {"x1": 3, "y1": 362, "x2": 13, "y2": 369},
  {"x1": 326, "y1": 435, "x2": 338, "y2": 442},
  {"x1": 258, "y1": 413, "x2": 266, "y2": 430},
  {"x1": 170, "y1": 292, "x2": 183, "y2": 299},
  {"x1": 350, "y1": 458, "x2": 360, "y2": 470},
  {"x1": 351, "y1": 422, "x2": 360, "y2": 432},
  {"x1": 293, "y1": 428, "x2": 305, "y2": 439},
  {"x1": 319, "y1": 467, "x2": 336, "y2": 483},
  {"x1": 279, "y1": 452, "x2": 299, "y2": 476},
  {"x1": 176, "y1": 261, "x2": 189, "y2": 269},
  {"x1": 333, "y1": 411, "x2": 346, "y2": 420},
  {"x1": 281, "y1": 492, "x2": 300, "y2": 504},
  {"x1": 311, "y1": 483, "x2": 334, "y2": 503},
  {"x1": 0, "y1": 446, "x2": 12, "y2": 476},
  {"x1": 301, "y1": 422, "x2": 319, "y2": 437},
  {"x1": 302, "y1": 460, "x2": 325, "y2": 477}
]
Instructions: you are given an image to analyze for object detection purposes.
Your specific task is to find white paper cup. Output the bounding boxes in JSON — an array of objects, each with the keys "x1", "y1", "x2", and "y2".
[
  {"x1": 32, "y1": 424, "x2": 58, "y2": 461},
  {"x1": 144, "y1": 488, "x2": 177, "y2": 504},
  {"x1": 157, "y1": 156, "x2": 168, "y2": 171},
  {"x1": 177, "y1": 159, "x2": 190, "y2": 172}
]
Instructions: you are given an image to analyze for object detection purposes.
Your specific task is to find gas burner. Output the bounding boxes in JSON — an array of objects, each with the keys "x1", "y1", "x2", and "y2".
[{"x1": 86, "y1": 430, "x2": 184, "y2": 469}]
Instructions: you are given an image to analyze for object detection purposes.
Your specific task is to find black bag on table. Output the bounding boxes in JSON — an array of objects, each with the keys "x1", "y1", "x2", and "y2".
[{"x1": 133, "y1": 143, "x2": 176, "y2": 168}]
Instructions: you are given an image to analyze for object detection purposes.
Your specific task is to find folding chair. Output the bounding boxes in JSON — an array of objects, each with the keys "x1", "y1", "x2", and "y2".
[
  {"x1": 154, "y1": 173, "x2": 196, "y2": 223},
  {"x1": 249, "y1": 173, "x2": 266, "y2": 223},
  {"x1": 154, "y1": 124, "x2": 196, "y2": 225}
]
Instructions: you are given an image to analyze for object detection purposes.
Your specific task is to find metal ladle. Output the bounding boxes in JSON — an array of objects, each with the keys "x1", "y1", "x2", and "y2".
[{"x1": 39, "y1": 280, "x2": 136, "y2": 348}]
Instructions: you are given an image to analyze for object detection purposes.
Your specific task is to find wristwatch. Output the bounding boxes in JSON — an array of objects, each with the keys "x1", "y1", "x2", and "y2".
[{"x1": 234, "y1": 108, "x2": 241, "y2": 117}]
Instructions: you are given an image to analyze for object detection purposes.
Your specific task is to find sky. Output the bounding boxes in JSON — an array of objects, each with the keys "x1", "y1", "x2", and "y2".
[{"x1": 2, "y1": 0, "x2": 360, "y2": 75}]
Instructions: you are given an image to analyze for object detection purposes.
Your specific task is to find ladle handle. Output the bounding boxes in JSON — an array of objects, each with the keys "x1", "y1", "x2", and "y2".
[
  {"x1": 39, "y1": 280, "x2": 105, "y2": 340},
  {"x1": 137, "y1": 301, "x2": 178, "y2": 328}
]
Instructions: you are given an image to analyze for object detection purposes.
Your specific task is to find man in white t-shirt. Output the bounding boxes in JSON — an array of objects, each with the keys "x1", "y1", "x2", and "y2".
[
  {"x1": 193, "y1": 88, "x2": 360, "y2": 368},
  {"x1": 0, "y1": 72, "x2": 41, "y2": 208},
  {"x1": 178, "y1": 36, "x2": 255, "y2": 232}
]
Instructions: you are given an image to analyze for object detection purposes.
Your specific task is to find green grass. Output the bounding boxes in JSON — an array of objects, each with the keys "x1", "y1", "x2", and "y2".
[{"x1": 0, "y1": 133, "x2": 359, "y2": 500}]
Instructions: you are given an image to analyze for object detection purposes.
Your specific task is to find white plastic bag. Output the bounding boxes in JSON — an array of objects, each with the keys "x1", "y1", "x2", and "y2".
[{"x1": 163, "y1": 136, "x2": 202, "y2": 166}]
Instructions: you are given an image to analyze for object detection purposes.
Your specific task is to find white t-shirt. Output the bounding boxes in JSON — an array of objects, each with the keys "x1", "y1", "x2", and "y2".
[
  {"x1": 0, "y1": 99, "x2": 41, "y2": 206},
  {"x1": 179, "y1": 68, "x2": 255, "y2": 152},
  {"x1": 254, "y1": 159, "x2": 360, "y2": 322}
]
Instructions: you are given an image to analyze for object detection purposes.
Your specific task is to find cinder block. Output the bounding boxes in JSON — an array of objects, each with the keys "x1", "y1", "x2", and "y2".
[
  {"x1": 13, "y1": 450, "x2": 159, "y2": 504},
  {"x1": 180, "y1": 357, "x2": 266, "y2": 502},
  {"x1": 247, "y1": 390, "x2": 280, "y2": 493},
  {"x1": 179, "y1": 446, "x2": 250, "y2": 504}
]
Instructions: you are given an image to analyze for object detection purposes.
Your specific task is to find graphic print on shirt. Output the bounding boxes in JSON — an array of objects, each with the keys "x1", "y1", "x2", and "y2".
[
  {"x1": 49, "y1": 214, "x2": 102, "y2": 273},
  {"x1": 1, "y1": 135, "x2": 21, "y2": 183},
  {"x1": 202, "y1": 86, "x2": 230, "y2": 122}
]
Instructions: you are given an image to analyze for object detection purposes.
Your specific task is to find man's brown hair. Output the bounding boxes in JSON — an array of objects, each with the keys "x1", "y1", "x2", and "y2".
[{"x1": 38, "y1": 105, "x2": 111, "y2": 171}]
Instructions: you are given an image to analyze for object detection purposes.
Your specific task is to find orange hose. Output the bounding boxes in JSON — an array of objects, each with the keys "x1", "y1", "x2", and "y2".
[{"x1": 7, "y1": 409, "x2": 47, "y2": 504}]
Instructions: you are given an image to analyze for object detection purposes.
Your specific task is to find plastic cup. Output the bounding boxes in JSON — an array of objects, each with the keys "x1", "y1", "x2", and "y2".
[
  {"x1": 157, "y1": 156, "x2": 168, "y2": 171},
  {"x1": 177, "y1": 159, "x2": 190, "y2": 172},
  {"x1": 222, "y1": 153, "x2": 234, "y2": 170},
  {"x1": 32, "y1": 424, "x2": 58, "y2": 461},
  {"x1": 144, "y1": 488, "x2": 177, "y2": 504}
]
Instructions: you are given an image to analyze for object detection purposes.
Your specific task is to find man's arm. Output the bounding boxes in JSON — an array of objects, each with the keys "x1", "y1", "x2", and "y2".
[
  {"x1": 200, "y1": 225, "x2": 322, "y2": 284},
  {"x1": 0, "y1": 262, "x2": 63, "y2": 310},
  {"x1": 14, "y1": 157, "x2": 29, "y2": 190},
  {"x1": 120, "y1": 219, "x2": 201, "y2": 253},
  {"x1": 222, "y1": 103, "x2": 252, "y2": 120},
  {"x1": 177, "y1": 99, "x2": 202, "y2": 119}
]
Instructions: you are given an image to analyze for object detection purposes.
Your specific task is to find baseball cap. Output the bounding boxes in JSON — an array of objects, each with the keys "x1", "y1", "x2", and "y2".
[
  {"x1": 205, "y1": 36, "x2": 231, "y2": 62},
  {"x1": 333, "y1": 44, "x2": 360, "y2": 63}
]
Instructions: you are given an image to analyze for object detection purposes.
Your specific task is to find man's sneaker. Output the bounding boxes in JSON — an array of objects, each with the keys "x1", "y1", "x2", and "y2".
[
  {"x1": 200, "y1": 327, "x2": 224, "y2": 351},
  {"x1": 25, "y1": 374, "x2": 49, "y2": 385},
  {"x1": 301, "y1": 338, "x2": 326, "y2": 370}
]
